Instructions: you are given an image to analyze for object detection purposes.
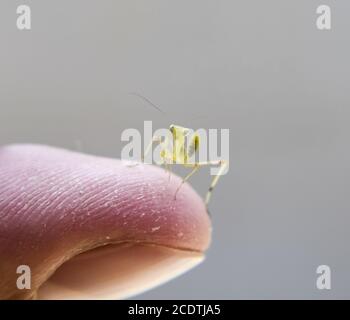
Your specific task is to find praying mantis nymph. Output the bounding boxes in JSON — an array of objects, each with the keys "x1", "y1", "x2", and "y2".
[
  {"x1": 131, "y1": 93, "x2": 228, "y2": 207},
  {"x1": 142, "y1": 124, "x2": 228, "y2": 207}
]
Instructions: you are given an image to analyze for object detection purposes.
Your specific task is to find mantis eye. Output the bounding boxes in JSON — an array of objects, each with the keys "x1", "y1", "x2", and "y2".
[
  {"x1": 169, "y1": 125, "x2": 175, "y2": 134},
  {"x1": 194, "y1": 135, "x2": 200, "y2": 151}
]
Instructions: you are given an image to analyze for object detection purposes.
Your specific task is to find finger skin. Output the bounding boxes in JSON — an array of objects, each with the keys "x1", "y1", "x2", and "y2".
[{"x1": 0, "y1": 144, "x2": 211, "y2": 299}]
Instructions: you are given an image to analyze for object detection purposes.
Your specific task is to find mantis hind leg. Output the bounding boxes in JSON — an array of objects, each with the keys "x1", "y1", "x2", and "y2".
[
  {"x1": 139, "y1": 134, "x2": 174, "y2": 183},
  {"x1": 204, "y1": 160, "x2": 228, "y2": 206},
  {"x1": 161, "y1": 154, "x2": 173, "y2": 182},
  {"x1": 174, "y1": 164, "x2": 200, "y2": 200},
  {"x1": 174, "y1": 160, "x2": 228, "y2": 206},
  {"x1": 126, "y1": 135, "x2": 162, "y2": 167},
  {"x1": 142, "y1": 135, "x2": 163, "y2": 163}
]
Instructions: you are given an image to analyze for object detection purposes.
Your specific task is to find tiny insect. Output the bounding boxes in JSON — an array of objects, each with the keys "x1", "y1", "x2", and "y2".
[
  {"x1": 131, "y1": 92, "x2": 228, "y2": 207},
  {"x1": 142, "y1": 124, "x2": 228, "y2": 206}
]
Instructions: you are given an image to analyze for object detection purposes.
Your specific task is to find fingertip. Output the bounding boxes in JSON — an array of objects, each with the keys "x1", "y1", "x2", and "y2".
[{"x1": 0, "y1": 144, "x2": 212, "y2": 299}]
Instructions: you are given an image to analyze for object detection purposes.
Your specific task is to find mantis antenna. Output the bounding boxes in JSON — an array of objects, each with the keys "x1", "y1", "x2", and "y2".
[
  {"x1": 129, "y1": 92, "x2": 166, "y2": 114},
  {"x1": 129, "y1": 92, "x2": 206, "y2": 122}
]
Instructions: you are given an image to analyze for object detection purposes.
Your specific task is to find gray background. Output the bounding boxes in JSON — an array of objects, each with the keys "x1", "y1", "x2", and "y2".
[{"x1": 1, "y1": 1, "x2": 349, "y2": 299}]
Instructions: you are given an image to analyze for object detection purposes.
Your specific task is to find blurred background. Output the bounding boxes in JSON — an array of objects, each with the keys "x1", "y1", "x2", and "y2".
[{"x1": 0, "y1": 1, "x2": 349, "y2": 299}]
